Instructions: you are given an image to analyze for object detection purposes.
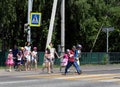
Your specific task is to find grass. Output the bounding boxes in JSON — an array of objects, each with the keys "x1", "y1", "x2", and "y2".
[
  {"x1": 0, "y1": 65, "x2": 60, "y2": 69},
  {"x1": 1, "y1": 63, "x2": 120, "y2": 70},
  {"x1": 0, "y1": 66, "x2": 6, "y2": 69}
]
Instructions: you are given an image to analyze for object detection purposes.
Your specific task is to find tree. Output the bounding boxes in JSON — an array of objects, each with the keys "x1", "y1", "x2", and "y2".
[{"x1": 0, "y1": 0, "x2": 120, "y2": 52}]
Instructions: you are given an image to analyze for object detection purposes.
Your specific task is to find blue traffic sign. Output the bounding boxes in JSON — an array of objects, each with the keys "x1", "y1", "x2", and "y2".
[{"x1": 30, "y1": 12, "x2": 41, "y2": 27}]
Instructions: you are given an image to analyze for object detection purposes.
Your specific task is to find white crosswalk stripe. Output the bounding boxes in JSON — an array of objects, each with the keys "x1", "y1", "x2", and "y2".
[{"x1": 23, "y1": 73, "x2": 120, "y2": 83}]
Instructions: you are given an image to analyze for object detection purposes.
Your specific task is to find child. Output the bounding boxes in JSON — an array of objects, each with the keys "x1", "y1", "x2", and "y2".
[
  {"x1": 5, "y1": 49, "x2": 14, "y2": 72},
  {"x1": 59, "y1": 50, "x2": 69, "y2": 72},
  {"x1": 17, "y1": 50, "x2": 23, "y2": 71},
  {"x1": 31, "y1": 47, "x2": 38, "y2": 71}
]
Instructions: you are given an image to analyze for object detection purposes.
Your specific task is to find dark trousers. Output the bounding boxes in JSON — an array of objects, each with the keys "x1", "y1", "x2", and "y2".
[
  {"x1": 65, "y1": 61, "x2": 81, "y2": 74},
  {"x1": 13, "y1": 58, "x2": 18, "y2": 69}
]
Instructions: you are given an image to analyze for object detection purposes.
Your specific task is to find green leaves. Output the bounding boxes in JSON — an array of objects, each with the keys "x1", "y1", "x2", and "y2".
[{"x1": 0, "y1": 0, "x2": 120, "y2": 51}]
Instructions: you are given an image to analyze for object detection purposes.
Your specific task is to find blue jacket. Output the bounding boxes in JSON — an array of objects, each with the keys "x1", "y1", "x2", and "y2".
[{"x1": 74, "y1": 50, "x2": 79, "y2": 59}]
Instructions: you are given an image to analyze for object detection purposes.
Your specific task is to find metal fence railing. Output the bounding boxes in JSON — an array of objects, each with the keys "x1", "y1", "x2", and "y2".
[
  {"x1": 0, "y1": 52, "x2": 120, "y2": 67},
  {"x1": 109, "y1": 52, "x2": 120, "y2": 64},
  {"x1": 0, "y1": 51, "x2": 8, "y2": 66},
  {"x1": 80, "y1": 52, "x2": 107, "y2": 65},
  {"x1": 31, "y1": 52, "x2": 120, "y2": 65}
]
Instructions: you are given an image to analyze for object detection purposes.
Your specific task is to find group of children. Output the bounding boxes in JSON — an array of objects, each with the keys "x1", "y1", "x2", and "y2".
[
  {"x1": 5, "y1": 41, "x2": 82, "y2": 75},
  {"x1": 5, "y1": 42, "x2": 38, "y2": 72}
]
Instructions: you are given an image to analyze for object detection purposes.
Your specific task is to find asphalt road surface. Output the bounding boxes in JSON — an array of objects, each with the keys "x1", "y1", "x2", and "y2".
[{"x1": 0, "y1": 68, "x2": 120, "y2": 87}]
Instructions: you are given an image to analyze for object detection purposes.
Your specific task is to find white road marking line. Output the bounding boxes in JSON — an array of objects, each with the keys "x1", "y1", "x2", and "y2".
[
  {"x1": 100, "y1": 79, "x2": 120, "y2": 82},
  {"x1": 0, "y1": 79, "x2": 39, "y2": 85},
  {"x1": 15, "y1": 73, "x2": 120, "y2": 83},
  {"x1": 56, "y1": 73, "x2": 120, "y2": 80}
]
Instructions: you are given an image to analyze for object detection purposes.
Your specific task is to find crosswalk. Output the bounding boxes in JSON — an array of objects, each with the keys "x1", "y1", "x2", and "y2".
[{"x1": 23, "y1": 73, "x2": 120, "y2": 83}]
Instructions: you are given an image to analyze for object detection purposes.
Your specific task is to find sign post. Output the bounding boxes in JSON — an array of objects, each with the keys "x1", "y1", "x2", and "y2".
[
  {"x1": 102, "y1": 26, "x2": 114, "y2": 64},
  {"x1": 102, "y1": 27, "x2": 114, "y2": 53}
]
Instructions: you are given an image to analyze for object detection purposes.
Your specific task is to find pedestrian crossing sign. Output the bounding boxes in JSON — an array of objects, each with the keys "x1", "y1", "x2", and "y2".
[{"x1": 30, "y1": 12, "x2": 41, "y2": 27}]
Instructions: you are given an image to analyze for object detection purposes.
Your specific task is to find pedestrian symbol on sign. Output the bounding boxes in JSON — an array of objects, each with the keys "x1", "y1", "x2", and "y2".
[{"x1": 32, "y1": 15, "x2": 39, "y2": 24}]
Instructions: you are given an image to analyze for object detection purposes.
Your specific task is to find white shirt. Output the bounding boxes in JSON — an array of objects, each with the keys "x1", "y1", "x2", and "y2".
[
  {"x1": 32, "y1": 51, "x2": 37, "y2": 57},
  {"x1": 25, "y1": 46, "x2": 31, "y2": 52},
  {"x1": 50, "y1": 48, "x2": 55, "y2": 58}
]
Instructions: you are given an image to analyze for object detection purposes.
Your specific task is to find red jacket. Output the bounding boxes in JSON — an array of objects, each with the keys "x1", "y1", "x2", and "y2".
[{"x1": 68, "y1": 50, "x2": 74, "y2": 62}]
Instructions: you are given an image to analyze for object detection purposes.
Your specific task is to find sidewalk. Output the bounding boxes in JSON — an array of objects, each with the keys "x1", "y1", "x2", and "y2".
[
  {"x1": 81, "y1": 64, "x2": 120, "y2": 71},
  {"x1": 0, "y1": 64, "x2": 120, "y2": 76}
]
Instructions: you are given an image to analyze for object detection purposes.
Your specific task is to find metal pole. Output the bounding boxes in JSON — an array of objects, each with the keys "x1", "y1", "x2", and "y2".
[
  {"x1": 46, "y1": 0, "x2": 58, "y2": 48},
  {"x1": 102, "y1": 27, "x2": 114, "y2": 53},
  {"x1": 102, "y1": 27, "x2": 114, "y2": 64},
  {"x1": 107, "y1": 28, "x2": 109, "y2": 53},
  {"x1": 27, "y1": 0, "x2": 33, "y2": 43},
  {"x1": 61, "y1": 0, "x2": 65, "y2": 53}
]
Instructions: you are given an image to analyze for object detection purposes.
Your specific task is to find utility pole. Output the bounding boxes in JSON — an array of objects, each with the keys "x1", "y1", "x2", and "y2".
[
  {"x1": 46, "y1": 0, "x2": 65, "y2": 54},
  {"x1": 46, "y1": 0, "x2": 58, "y2": 48},
  {"x1": 27, "y1": 0, "x2": 33, "y2": 43},
  {"x1": 61, "y1": 0, "x2": 65, "y2": 53}
]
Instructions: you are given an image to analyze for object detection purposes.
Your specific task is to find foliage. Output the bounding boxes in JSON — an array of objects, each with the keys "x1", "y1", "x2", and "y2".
[{"x1": 0, "y1": 0, "x2": 120, "y2": 52}]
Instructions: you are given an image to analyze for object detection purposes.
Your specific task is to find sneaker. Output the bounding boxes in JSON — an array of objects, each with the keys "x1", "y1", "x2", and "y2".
[
  {"x1": 9, "y1": 69, "x2": 12, "y2": 72},
  {"x1": 48, "y1": 72, "x2": 51, "y2": 74},
  {"x1": 78, "y1": 70, "x2": 82, "y2": 75},
  {"x1": 68, "y1": 69, "x2": 70, "y2": 72}
]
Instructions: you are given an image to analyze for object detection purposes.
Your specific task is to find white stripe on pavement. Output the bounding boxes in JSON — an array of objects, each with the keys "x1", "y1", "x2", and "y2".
[
  {"x1": 100, "y1": 79, "x2": 120, "y2": 82},
  {"x1": 0, "y1": 79, "x2": 39, "y2": 85},
  {"x1": 56, "y1": 73, "x2": 120, "y2": 79}
]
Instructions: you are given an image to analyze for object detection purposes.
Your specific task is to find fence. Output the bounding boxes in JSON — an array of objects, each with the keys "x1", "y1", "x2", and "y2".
[
  {"x1": 0, "y1": 51, "x2": 8, "y2": 66},
  {"x1": 31, "y1": 52, "x2": 120, "y2": 65},
  {"x1": 0, "y1": 52, "x2": 120, "y2": 66},
  {"x1": 80, "y1": 52, "x2": 107, "y2": 64}
]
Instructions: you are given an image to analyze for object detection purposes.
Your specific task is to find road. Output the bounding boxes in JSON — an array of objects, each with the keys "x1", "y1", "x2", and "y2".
[{"x1": 0, "y1": 66, "x2": 120, "y2": 87}]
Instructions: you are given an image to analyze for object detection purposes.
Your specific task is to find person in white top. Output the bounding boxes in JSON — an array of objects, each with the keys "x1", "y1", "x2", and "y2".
[
  {"x1": 50, "y1": 46, "x2": 59, "y2": 73},
  {"x1": 42, "y1": 42, "x2": 59, "y2": 73},
  {"x1": 24, "y1": 42, "x2": 31, "y2": 71},
  {"x1": 76, "y1": 44, "x2": 82, "y2": 65},
  {"x1": 43, "y1": 47, "x2": 52, "y2": 73},
  {"x1": 17, "y1": 50, "x2": 23, "y2": 71},
  {"x1": 31, "y1": 47, "x2": 38, "y2": 71}
]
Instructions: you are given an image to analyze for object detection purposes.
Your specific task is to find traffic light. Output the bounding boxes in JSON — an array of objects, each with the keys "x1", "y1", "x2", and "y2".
[
  {"x1": 24, "y1": 23, "x2": 29, "y2": 33},
  {"x1": 24, "y1": 23, "x2": 29, "y2": 38}
]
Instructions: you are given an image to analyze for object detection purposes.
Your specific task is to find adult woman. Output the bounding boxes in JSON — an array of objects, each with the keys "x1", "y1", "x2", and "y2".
[
  {"x1": 24, "y1": 42, "x2": 31, "y2": 71},
  {"x1": 42, "y1": 46, "x2": 52, "y2": 74}
]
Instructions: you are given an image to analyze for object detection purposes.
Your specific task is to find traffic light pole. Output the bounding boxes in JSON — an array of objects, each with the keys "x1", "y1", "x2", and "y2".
[{"x1": 27, "y1": 0, "x2": 65, "y2": 54}]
